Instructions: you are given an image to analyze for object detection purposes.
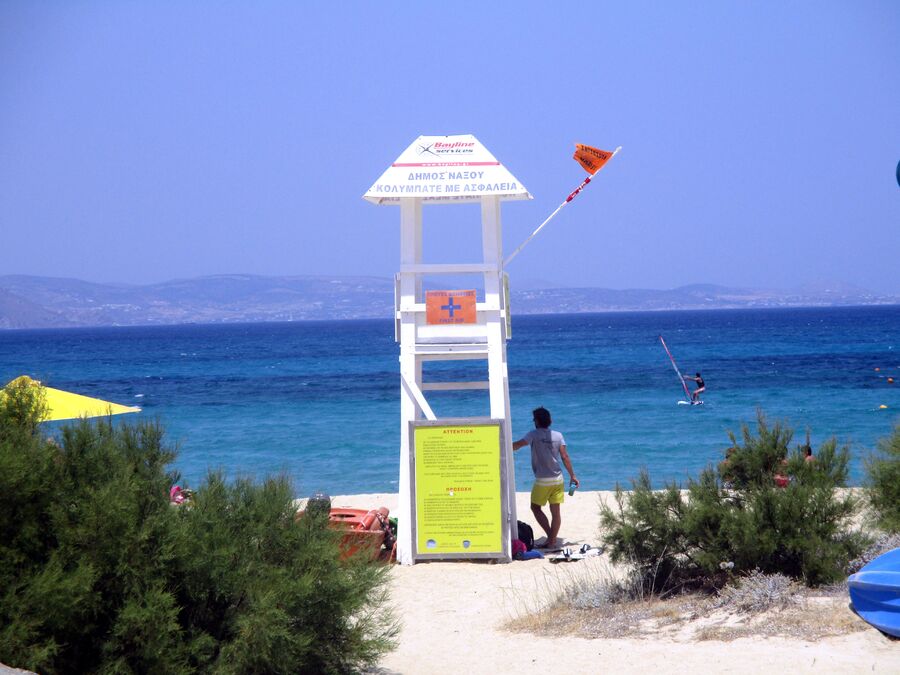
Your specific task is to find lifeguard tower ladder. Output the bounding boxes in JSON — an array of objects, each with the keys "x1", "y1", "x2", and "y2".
[{"x1": 364, "y1": 134, "x2": 531, "y2": 565}]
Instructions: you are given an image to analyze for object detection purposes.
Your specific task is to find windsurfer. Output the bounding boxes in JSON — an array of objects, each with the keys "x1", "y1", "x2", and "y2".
[{"x1": 683, "y1": 372, "x2": 705, "y2": 402}]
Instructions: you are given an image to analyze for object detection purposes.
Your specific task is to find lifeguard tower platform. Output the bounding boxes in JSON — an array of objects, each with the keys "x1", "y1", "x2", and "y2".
[{"x1": 364, "y1": 134, "x2": 531, "y2": 565}]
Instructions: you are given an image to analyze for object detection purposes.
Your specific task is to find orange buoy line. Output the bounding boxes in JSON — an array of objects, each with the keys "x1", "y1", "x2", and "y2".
[{"x1": 358, "y1": 507, "x2": 390, "y2": 531}]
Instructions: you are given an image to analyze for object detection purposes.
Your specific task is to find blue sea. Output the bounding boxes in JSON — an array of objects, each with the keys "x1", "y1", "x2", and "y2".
[{"x1": 2, "y1": 306, "x2": 898, "y2": 495}]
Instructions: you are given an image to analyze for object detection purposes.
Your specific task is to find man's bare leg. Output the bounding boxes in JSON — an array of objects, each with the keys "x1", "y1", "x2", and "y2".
[
  {"x1": 531, "y1": 503, "x2": 551, "y2": 541},
  {"x1": 547, "y1": 503, "x2": 562, "y2": 547}
]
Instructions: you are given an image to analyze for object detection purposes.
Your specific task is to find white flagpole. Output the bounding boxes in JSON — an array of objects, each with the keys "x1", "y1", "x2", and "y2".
[{"x1": 504, "y1": 146, "x2": 620, "y2": 267}]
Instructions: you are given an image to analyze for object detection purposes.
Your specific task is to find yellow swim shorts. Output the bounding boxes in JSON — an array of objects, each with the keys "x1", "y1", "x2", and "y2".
[{"x1": 531, "y1": 478, "x2": 564, "y2": 506}]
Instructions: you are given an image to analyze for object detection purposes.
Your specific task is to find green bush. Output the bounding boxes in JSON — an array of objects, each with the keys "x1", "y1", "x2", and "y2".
[
  {"x1": 600, "y1": 412, "x2": 867, "y2": 592},
  {"x1": 865, "y1": 423, "x2": 900, "y2": 532},
  {"x1": 0, "y1": 381, "x2": 397, "y2": 674},
  {"x1": 170, "y1": 472, "x2": 397, "y2": 674}
]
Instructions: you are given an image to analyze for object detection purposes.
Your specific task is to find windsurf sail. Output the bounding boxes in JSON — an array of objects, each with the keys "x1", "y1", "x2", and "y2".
[{"x1": 659, "y1": 336, "x2": 692, "y2": 400}]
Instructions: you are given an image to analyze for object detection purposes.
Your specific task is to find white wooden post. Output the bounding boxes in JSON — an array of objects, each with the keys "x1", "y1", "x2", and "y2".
[
  {"x1": 481, "y1": 195, "x2": 519, "y2": 544},
  {"x1": 397, "y1": 197, "x2": 421, "y2": 565}
]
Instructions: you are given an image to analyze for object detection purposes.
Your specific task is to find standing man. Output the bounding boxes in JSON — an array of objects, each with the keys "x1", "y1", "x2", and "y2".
[
  {"x1": 684, "y1": 372, "x2": 705, "y2": 402},
  {"x1": 512, "y1": 407, "x2": 578, "y2": 549}
]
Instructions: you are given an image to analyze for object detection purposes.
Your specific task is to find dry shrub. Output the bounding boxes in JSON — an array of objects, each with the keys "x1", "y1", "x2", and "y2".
[
  {"x1": 505, "y1": 561, "x2": 703, "y2": 640},
  {"x1": 713, "y1": 570, "x2": 800, "y2": 614},
  {"x1": 508, "y1": 567, "x2": 865, "y2": 643},
  {"x1": 847, "y1": 532, "x2": 900, "y2": 574},
  {"x1": 507, "y1": 595, "x2": 698, "y2": 640},
  {"x1": 696, "y1": 597, "x2": 868, "y2": 642},
  {"x1": 565, "y1": 567, "x2": 646, "y2": 610}
]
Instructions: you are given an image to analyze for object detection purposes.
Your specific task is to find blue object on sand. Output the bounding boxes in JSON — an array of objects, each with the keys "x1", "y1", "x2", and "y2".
[
  {"x1": 848, "y1": 547, "x2": 900, "y2": 637},
  {"x1": 519, "y1": 550, "x2": 544, "y2": 560}
]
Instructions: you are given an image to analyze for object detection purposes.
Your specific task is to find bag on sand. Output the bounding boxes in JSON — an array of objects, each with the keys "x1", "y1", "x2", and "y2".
[
  {"x1": 517, "y1": 521, "x2": 534, "y2": 551},
  {"x1": 512, "y1": 539, "x2": 528, "y2": 557}
]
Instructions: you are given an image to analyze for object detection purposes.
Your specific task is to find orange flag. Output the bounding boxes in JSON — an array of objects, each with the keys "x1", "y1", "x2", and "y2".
[{"x1": 573, "y1": 144, "x2": 615, "y2": 175}]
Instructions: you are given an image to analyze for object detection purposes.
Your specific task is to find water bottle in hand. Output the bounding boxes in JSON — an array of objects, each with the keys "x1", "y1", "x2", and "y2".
[{"x1": 568, "y1": 480, "x2": 577, "y2": 496}]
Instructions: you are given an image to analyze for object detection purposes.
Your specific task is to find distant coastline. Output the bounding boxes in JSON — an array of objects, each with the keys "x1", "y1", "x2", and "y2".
[{"x1": 1, "y1": 273, "x2": 898, "y2": 330}]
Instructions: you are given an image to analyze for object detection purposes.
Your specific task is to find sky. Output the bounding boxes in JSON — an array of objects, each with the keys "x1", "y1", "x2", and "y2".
[{"x1": 1, "y1": 2, "x2": 898, "y2": 293}]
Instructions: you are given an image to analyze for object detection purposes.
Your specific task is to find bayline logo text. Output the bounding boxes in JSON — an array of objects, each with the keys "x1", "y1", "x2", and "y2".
[{"x1": 417, "y1": 141, "x2": 475, "y2": 156}]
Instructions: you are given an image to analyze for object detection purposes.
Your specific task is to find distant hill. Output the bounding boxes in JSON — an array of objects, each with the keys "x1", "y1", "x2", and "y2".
[
  {"x1": 0, "y1": 274, "x2": 896, "y2": 329},
  {"x1": 513, "y1": 282, "x2": 898, "y2": 314},
  {"x1": 0, "y1": 274, "x2": 394, "y2": 327},
  {"x1": 0, "y1": 287, "x2": 74, "y2": 329}
]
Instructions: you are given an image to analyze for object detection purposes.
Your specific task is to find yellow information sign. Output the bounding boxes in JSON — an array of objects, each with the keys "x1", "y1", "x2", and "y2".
[{"x1": 413, "y1": 423, "x2": 503, "y2": 556}]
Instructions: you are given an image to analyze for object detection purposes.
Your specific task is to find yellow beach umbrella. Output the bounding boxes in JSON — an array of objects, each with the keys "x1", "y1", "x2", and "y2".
[{"x1": 2, "y1": 375, "x2": 141, "y2": 421}]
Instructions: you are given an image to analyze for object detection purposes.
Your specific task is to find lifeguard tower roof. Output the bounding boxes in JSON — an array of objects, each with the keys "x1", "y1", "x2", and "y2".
[{"x1": 363, "y1": 134, "x2": 531, "y2": 205}]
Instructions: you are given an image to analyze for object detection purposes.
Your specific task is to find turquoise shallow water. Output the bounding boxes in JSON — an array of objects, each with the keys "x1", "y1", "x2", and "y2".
[{"x1": 1, "y1": 306, "x2": 898, "y2": 495}]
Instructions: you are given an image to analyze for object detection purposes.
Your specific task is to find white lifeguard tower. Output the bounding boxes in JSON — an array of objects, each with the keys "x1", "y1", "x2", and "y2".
[{"x1": 364, "y1": 134, "x2": 531, "y2": 565}]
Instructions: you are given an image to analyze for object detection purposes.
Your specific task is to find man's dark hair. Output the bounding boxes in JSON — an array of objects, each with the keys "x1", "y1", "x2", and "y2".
[
  {"x1": 696, "y1": 372, "x2": 702, "y2": 377},
  {"x1": 532, "y1": 407, "x2": 552, "y2": 428}
]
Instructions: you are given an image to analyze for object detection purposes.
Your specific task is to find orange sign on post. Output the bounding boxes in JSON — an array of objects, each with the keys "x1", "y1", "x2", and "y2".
[{"x1": 425, "y1": 290, "x2": 477, "y2": 325}]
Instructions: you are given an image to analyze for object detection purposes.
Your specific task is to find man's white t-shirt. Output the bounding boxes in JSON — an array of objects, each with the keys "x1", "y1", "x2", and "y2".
[{"x1": 520, "y1": 428, "x2": 566, "y2": 482}]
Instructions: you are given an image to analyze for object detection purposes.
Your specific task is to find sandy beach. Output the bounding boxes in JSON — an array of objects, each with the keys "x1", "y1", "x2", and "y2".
[{"x1": 320, "y1": 491, "x2": 900, "y2": 675}]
